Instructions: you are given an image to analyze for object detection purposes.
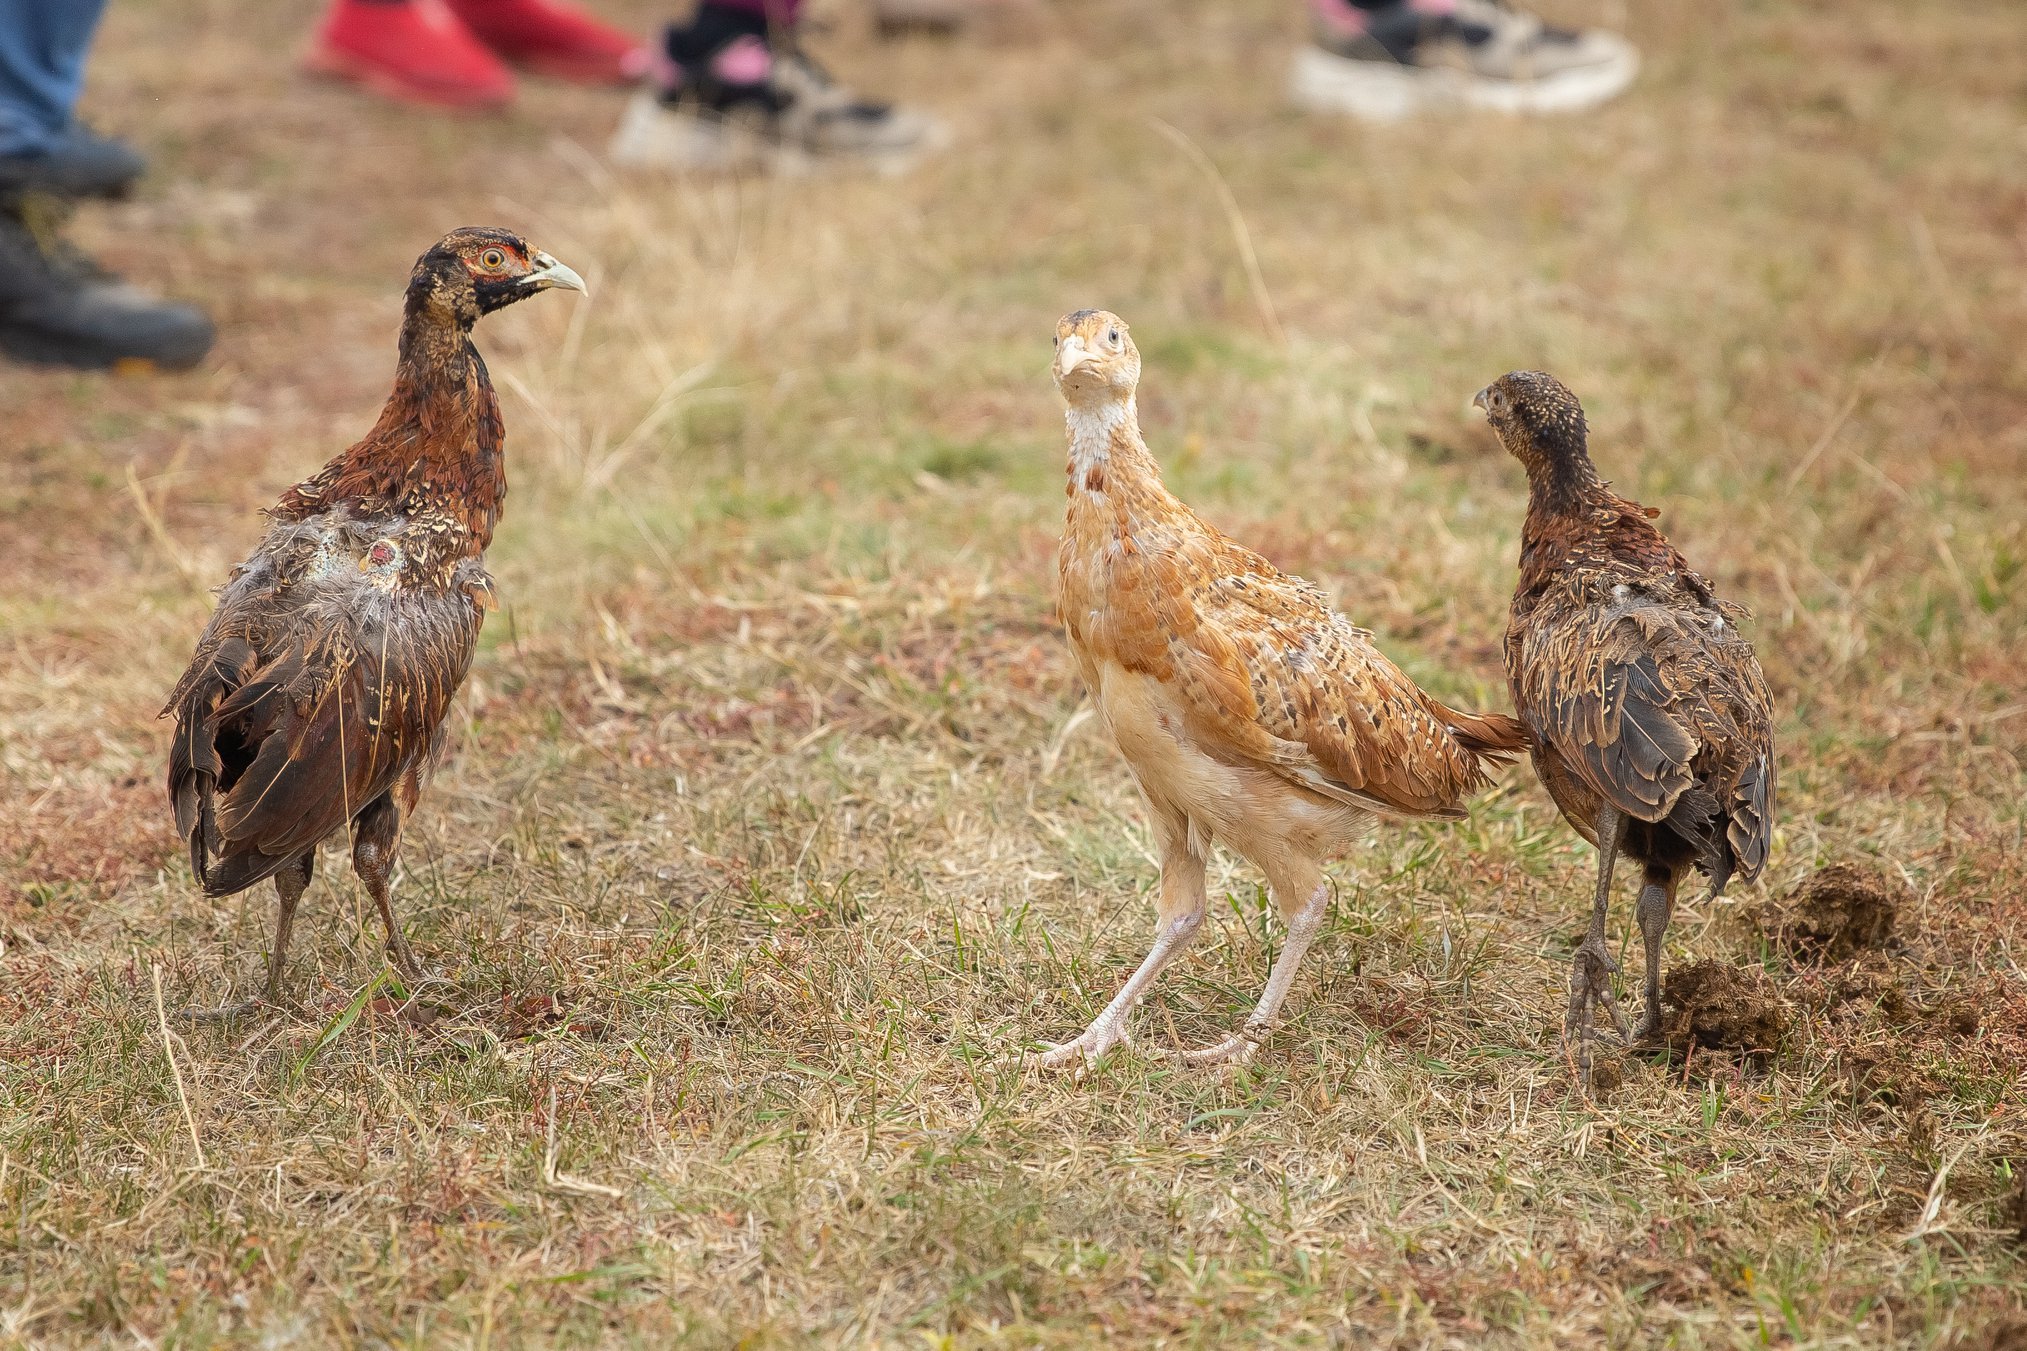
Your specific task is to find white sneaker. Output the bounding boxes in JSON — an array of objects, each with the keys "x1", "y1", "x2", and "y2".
[
  {"x1": 1292, "y1": 0, "x2": 1639, "y2": 121},
  {"x1": 609, "y1": 36, "x2": 946, "y2": 175}
]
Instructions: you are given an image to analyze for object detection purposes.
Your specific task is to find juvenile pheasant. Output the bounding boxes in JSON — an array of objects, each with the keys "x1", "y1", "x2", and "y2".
[
  {"x1": 1477, "y1": 371, "x2": 1776, "y2": 1080},
  {"x1": 163, "y1": 228, "x2": 583, "y2": 1015},
  {"x1": 1042, "y1": 309, "x2": 1528, "y2": 1067}
]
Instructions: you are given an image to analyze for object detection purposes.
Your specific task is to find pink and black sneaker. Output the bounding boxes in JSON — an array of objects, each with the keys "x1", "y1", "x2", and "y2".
[
  {"x1": 609, "y1": 3, "x2": 945, "y2": 173},
  {"x1": 1293, "y1": 0, "x2": 1638, "y2": 121}
]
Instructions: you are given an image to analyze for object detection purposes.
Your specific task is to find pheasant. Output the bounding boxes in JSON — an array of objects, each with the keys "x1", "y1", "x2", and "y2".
[
  {"x1": 1477, "y1": 371, "x2": 1776, "y2": 1081},
  {"x1": 163, "y1": 227, "x2": 583, "y2": 1016},
  {"x1": 1041, "y1": 309, "x2": 1528, "y2": 1067}
]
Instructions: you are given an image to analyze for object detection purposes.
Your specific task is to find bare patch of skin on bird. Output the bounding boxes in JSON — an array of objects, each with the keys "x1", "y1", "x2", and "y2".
[{"x1": 294, "y1": 520, "x2": 428, "y2": 596}]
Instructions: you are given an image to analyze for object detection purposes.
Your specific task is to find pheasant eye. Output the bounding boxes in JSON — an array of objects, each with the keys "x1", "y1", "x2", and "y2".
[
  {"x1": 480, "y1": 248, "x2": 508, "y2": 270},
  {"x1": 1106, "y1": 328, "x2": 1120, "y2": 345}
]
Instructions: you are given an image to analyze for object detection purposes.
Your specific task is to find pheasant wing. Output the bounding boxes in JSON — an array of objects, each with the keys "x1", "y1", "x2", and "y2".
[
  {"x1": 165, "y1": 540, "x2": 483, "y2": 896},
  {"x1": 1515, "y1": 586, "x2": 1766, "y2": 827},
  {"x1": 1147, "y1": 528, "x2": 1502, "y2": 818}
]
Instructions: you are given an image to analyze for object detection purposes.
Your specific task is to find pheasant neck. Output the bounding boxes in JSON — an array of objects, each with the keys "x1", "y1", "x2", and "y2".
[
  {"x1": 1064, "y1": 395, "x2": 1163, "y2": 499},
  {"x1": 379, "y1": 317, "x2": 491, "y2": 468},
  {"x1": 1518, "y1": 470, "x2": 1677, "y2": 595},
  {"x1": 1524, "y1": 453, "x2": 1603, "y2": 519},
  {"x1": 278, "y1": 315, "x2": 508, "y2": 553}
]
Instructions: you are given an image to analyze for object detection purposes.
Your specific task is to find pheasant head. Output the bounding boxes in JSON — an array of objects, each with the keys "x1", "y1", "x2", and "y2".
[
  {"x1": 1475, "y1": 369, "x2": 1600, "y2": 507},
  {"x1": 405, "y1": 227, "x2": 586, "y2": 335},
  {"x1": 1053, "y1": 309, "x2": 1140, "y2": 411}
]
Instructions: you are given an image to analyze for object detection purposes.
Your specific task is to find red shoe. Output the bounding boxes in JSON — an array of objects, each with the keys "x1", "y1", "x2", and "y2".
[
  {"x1": 447, "y1": 0, "x2": 648, "y2": 85},
  {"x1": 306, "y1": 0, "x2": 516, "y2": 109}
]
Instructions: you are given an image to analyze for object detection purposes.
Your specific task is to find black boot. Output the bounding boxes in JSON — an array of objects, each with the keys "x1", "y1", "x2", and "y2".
[
  {"x1": 0, "y1": 124, "x2": 147, "y2": 202},
  {"x1": 0, "y1": 198, "x2": 213, "y2": 371}
]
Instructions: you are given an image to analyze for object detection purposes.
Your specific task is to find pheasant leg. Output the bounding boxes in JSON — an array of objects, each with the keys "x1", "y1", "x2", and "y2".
[
  {"x1": 184, "y1": 852, "x2": 313, "y2": 1021},
  {"x1": 1037, "y1": 908, "x2": 1204, "y2": 1068},
  {"x1": 1565, "y1": 805, "x2": 1632, "y2": 1085},
  {"x1": 1182, "y1": 882, "x2": 1329, "y2": 1066},
  {"x1": 1039, "y1": 820, "x2": 1207, "y2": 1070},
  {"x1": 352, "y1": 796, "x2": 423, "y2": 982},
  {"x1": 1632, "y1": 863, "x2": 1676, "y2": 1041}
]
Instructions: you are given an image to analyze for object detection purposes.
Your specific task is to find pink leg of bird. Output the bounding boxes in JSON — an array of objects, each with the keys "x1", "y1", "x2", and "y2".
[
  {"x1": 1038, "y1": 814, "x2": 1207, "y2": 1070},
  {"x1": 1181, "y1": 880, "x2": 1330, "y2": 1066}
]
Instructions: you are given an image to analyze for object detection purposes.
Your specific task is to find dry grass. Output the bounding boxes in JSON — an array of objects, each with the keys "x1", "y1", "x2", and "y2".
[{"x1": 3, "y1": 0, "x2": 2025, "y2": 1344}]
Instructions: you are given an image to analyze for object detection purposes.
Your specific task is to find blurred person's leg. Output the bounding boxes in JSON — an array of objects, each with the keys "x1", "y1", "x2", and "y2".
[
  {"x1": 0, "y1": 0, "x2": 144, "y2": 198},
  {"x1": 1293, "y1": 0, "x2": 1638, "y2": 120},
  {"x1": 610, "y1": 0, "x2": 945, "y2": 172},
  {"x1": 0, "y1": 0, "x2": 101, "y2": 156},
  {"x1": 0, "y1": 0, "x2": 213, "y2": 369},
  {"x1": 306, "y1": 0, "x2": 642, "y2": 107}
]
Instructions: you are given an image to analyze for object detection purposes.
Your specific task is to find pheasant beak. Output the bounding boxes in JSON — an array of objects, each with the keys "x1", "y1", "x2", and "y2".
[
  {"x1": 1055, "y1": 336, "x2": 1095, "y2": 380},
  {"x1": 1471, "y1": 386, "x2": 1491, "y2": 412},
  {"x1": 525, "y1": 252, "x2": 587, "y2": 296}
]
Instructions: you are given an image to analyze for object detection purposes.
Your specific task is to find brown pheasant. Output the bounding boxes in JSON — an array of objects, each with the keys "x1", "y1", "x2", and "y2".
[
  {"x1": 163, "y1": 227, "x2": 583, "y2": 1016},
  {"x1": 1042, "y1": 310, "x2": 1528, "y2": 1067},
  {"x1": 1477, "y1": 371, "x2": 1776, "y2": 1080}
]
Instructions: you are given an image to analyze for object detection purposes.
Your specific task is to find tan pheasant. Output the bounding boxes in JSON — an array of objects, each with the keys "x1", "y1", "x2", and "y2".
[{"x1": 1041, "y1": 309, "x2": 1528, "y2": 1067}]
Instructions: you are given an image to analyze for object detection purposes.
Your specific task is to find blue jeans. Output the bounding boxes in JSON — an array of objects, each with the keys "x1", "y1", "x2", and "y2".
[{"x1": 0, "y1": 0, "x2": 108, "y2": 157}]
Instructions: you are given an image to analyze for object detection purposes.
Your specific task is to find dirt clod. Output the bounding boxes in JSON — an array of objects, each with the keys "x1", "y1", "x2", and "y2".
[
  {"x1": 1941, "y1": 1001, "x2": 1982, "y2": 1038},
  {"x1": 1958, "y1": 1317, "x2": 2027, "y2": 1351},
  {"x1": 1803, "y1": 955, "x2": 1916, "y2": 1024},
  {"x1": 1587, "y1": 1054, "x2": 1625, "y2": 1095},
  {"x1": 1836, "y1": 1051, "x2": 1922, "y2": 1107},
  {"x1": 1755, "y1": 863, "x2": 1905, "y2": 962},
  {"x1": 1660, "y1": 959, "x2": 1791, "y2": 1059}
]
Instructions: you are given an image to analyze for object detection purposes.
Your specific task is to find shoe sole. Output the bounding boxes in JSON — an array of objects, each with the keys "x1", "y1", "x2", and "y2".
[
  {"x1": 873, "y1": 13, "x2": 967, "y2": 37},
  {"x1": 1290, "y1": 43, "x2": 1638, "y2": 121},
  {"x1": 0, "y1": 177, "x2": 139, "y2": 204},
  {"x1": 607, "y1": 90, "x2": 944, "y2": 177},
  {"x1": 303, "y1": 45, "x2": 515, "y2": 110},
  {"x1": 496, "y1": 50, "x2": 639, "y2": 85},
  {"x1": 0, "y1": 327, "x2": 207, "y2": 372},
  {"x1": 607, "y1": 91, "x2": 765, "y2": 171}
]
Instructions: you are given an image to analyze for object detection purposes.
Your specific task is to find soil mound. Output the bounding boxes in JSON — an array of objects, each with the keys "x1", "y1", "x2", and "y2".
[
  {"x1": 1754, "y1": 863, "x2": 1905, "y2": 962},
  {"x1": 1660, "y1": 959, "x2": 1791, "y2": 1059}
]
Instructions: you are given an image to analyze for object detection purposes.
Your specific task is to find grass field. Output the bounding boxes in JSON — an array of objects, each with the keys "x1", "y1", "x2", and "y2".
[{"x1": 3, "y1": 0, "x2": 2025, "y2": 1344}]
